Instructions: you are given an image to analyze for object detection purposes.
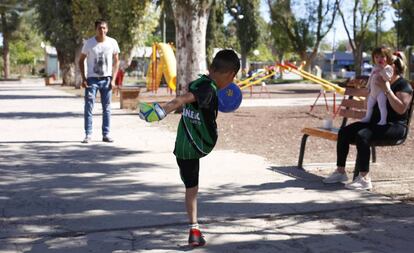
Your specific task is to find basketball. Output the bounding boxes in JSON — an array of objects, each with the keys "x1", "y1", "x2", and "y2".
[{"x1": 218, "y1": 83, "x2": 243, "y2": 113}]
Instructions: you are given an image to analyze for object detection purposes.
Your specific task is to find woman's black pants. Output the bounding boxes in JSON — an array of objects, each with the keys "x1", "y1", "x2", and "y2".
[{"x1": 337, "y1": 121, "x2": 406, "y2": 172}]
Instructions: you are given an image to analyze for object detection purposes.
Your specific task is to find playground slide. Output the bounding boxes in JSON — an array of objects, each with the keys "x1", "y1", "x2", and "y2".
[
  {"x1": 146, "y1": 43, "x2": 177, "y2": 91},
  {"x1": 237, "y1": 69, "x2": 268, "y2": 86},
  {"x1": 238, "y1": 71, "x2": 277, "y2": 90},
  {"x1": 283, "y1": 62, "x2": 345, "y2": 94},
  {"x1": 157, "y1": 43, "x2": 176, "y2": 91}
]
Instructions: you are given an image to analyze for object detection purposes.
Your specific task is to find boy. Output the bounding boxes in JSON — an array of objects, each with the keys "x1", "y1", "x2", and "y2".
[{"x1": 139, "y1": 49, "x2": 240, "y2": 247}]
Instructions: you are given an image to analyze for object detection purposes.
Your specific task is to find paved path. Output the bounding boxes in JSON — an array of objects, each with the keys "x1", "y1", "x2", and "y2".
[{"x1": 0, "y1": 79, "x2": 413, "y2": 253}]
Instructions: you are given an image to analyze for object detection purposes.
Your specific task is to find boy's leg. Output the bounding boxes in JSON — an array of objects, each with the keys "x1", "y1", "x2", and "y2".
[
  {"x1": 185, "y1": 186, "x2": 198, "y2": 224},
  {"x1": 176, "y1": 158, "x2": 206, "y2": 246}
]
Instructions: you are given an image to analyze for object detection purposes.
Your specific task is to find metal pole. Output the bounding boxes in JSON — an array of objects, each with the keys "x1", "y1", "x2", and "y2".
[
  {"x1": 375, "y1": 0, "x2": 379, "y2": 47},
  {"x1": 163, "y1": 12, "x2": 166, "y2": 43}
]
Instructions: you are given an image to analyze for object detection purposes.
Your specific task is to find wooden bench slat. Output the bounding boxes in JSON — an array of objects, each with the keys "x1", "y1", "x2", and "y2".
[
  {"x1": 344, "y1": 87, "x2": 369, "y2": 96},
  {"x1": 346, "y1": 78, "x2": 369, "y2": 88},
  {"x1": 341, "y1": 99, "x2": 366, "y2": 109},
  {"x1": 339, "y1": 109, "x2": 366, "y2": 119},
  {"x1": 302, "y1": 127, "x2": 339, "y2": 141}
]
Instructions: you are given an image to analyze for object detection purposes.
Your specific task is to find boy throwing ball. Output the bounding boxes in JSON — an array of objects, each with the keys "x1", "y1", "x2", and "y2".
[{"x1": 139, "y1": 49, "x2": 240, "y2": 247}]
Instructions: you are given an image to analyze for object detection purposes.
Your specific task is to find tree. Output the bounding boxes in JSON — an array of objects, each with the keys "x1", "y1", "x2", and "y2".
[
  {"x1": 206, "y1": 0, "x2": 226, "y2": 65},
  {"x1": 8, "y1": 10, "x2": 44, "y2": 76},
  {"x1": 268, "y1": 9, "x2": 292, "y2": 63},
  {"x1": 248, "y1": 16, "x2": 275, "y2": 62},
  {"x1": 171, "y1": 0, "x2": 213, "y2": 95},
  {"x1": 336, "y1": 0, "x2": 377, "y2": 76},
  {"x1": 226, "y1": 0, "x2": 260, "y2": 74},
  {"x1": 0, "y1": 0, "x2": 26, "y2": 78},
  {"x1": 268, "y1": 0, "x2": 338, "y2": 70},
  {"x1": 34, "y1": 0, "x2": 152, "y2": 87},
  {"x1": 34, "y1": 0, "x2": 81, "y2": 86},
  {"x1": 396, "y1": 0, "x2": 414, "y2": 47}
]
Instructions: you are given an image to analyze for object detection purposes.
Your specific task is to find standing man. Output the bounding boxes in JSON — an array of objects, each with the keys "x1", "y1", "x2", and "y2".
[{"x1": 79, "y1": 19, "x2": 120, "y2": 143}]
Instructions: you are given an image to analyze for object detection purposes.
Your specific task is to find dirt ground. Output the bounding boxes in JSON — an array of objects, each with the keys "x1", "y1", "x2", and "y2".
[{"x1": 56, "y1": 83, "x2": 414, "y2": 202}]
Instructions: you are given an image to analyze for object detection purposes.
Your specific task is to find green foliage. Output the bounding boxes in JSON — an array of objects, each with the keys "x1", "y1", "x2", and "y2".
[
  {"x1": 268, "y1": 0, "x2": 337, "y2": 64},
  {"x1": 223, "y1": 20, "x2": 241, "y2": 51},
  {"x1": 10, "y1": 41, "x2": 36, "y2": 65},
  {"x1": 397, "y1": 0, "x2": 414, "y2": 47},
  {"x1": 226, "y1": 0, "x2": 260, "y2": 56},
  {"x1": 248, "y1": 16, "x2": 274, "y2": 62},
  {"x1": 336, "y1": 40, "x2": 348, "y2": 52},
  {"x1": 72, "y1": 0, "x2": 153, "y2": 54},
  {"x1": 157, "y1": 0, "x2": 176, "y2": 44},
  {"x1": 9, "y1": 11, "x2": 44, "y2": 68},
  {"x1": 362, "y1": 29, "x2": 395, "y2": 52},
  {"x1": 34, "y1": 0, "x2": 80, "y2": 63},
  {"x1": 0, "y1": 0, "x2": 29, "y2": 77},
  {"x1": 206, "y1": 0, "x2": 226, "y2": 64}
]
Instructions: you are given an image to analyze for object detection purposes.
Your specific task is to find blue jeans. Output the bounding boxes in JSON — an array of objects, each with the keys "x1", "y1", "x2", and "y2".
[{"x1": 84, "y1": 77, "x2": 112, "y2": 136}]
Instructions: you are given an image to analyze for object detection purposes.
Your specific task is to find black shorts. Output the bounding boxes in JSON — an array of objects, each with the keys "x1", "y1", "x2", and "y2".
[{"x1": 176, "y1": 158, "x2": 199, "y2": 188}]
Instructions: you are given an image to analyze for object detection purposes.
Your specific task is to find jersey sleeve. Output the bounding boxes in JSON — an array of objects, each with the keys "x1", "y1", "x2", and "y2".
[{"x1": 190, "y1": 82, "x2": 215, "y2": 109}]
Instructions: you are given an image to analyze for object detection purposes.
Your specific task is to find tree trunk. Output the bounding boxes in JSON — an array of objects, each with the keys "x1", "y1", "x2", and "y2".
[
  {"x1": 57, "y1": 50, "x2": 76, "y2": 86},
  {"x1": 1, "y1": 13, "x2": 10, "y2": 79},
  {"x1": 353, "y1": 44, "x2": 363, "y2": 77},
  {"x1": 61, "y1": 62, "x2": 76, "y2": 86},
  {"x1": 74, "y1": 45, "x2": 83, "y2": 89},
  {"x1": 241, "y1": 49, "x2": 247, "y2": 77},
  {"x1": 172, "y1": 0, "x2": 212, "y2": 96}
]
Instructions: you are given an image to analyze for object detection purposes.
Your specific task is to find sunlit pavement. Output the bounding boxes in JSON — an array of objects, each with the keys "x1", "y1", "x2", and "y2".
[{"x1": 0, "y1": 79, "x2": 413, "y2": 253}]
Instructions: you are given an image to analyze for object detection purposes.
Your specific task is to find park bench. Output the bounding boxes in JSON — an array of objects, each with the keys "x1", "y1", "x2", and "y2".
[{"x1": 297, "y1": 77, "x2": 414, "y2": 178}]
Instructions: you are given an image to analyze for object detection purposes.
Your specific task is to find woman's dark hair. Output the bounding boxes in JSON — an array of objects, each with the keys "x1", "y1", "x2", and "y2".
[
  {"x1": 392, "y1": 51, "x2": 407, "y2": 75},
  {"x1": 95, "y1": 19, "x2": 108, "y2": 29},
  {"x1": 371, "y1": 46, "x2": 393, "y2": 65},
  {"x1": 210, "y1": 49, "x2": 241, "y2": 74}
]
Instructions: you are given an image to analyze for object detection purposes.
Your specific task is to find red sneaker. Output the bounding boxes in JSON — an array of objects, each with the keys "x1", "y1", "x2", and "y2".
[{"x1": 188, "y1": 228, "x2": 206, "y2": 247}]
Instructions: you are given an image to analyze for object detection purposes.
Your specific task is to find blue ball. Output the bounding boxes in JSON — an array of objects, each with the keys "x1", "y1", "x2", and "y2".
[{"x1": 218, "y1": 83, "x2": 243, "y2": 113}]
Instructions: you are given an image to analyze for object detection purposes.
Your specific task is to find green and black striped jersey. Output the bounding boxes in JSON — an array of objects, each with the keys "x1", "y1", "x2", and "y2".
[{"x1": 174, "y1": 75, "x2": 218, "y2": 159}]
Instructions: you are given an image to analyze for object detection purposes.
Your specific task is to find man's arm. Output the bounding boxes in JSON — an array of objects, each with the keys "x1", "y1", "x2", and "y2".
[
  {"x1": 78, "y1": 53, "x2": 88, "y2": 88},
  {"x1": 111, "y1": 53, "x2": 120, "y2": 87}
]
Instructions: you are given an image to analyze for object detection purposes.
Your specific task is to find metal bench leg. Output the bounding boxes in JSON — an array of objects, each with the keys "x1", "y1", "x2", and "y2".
[
  {"x1": 371, "y1": 146, "x2": 376, "y2": 163},
  {"x1": 298, "y1": 134, "x2": 309, "y2": 169}
]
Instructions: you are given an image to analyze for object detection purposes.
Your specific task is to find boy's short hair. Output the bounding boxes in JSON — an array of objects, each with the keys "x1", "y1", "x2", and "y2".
[
  {"x1": 95, "y1": 19, "x2": 108, "y2": 29},
  {"x1": 210, "y1": 50, "x2": 240, "y2": 74},
  {"x1": 372, "y1": 46, "x2": 393, "y2": 65}
]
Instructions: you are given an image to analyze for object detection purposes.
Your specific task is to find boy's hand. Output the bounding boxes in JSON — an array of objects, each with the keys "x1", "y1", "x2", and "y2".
[{"x1": 138, "y1": 102, "x2": 167, "y2": 122}]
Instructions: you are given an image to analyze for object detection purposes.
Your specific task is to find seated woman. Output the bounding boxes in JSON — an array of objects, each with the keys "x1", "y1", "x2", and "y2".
[{"x1": 323, "y1": 51, "x2": 413, "y2": 190}]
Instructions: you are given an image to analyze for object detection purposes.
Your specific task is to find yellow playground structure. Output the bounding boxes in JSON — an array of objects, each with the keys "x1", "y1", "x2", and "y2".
[
  {"x1": 146, "y1": 43, "x2": 177, "y2": 93},
  {"x1": 277, "y1": 62, "x2": 347, "y2": 115}
]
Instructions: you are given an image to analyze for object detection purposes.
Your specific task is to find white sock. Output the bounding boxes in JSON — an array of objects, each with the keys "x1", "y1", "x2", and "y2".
[{"x1": 189, "y1": 223, "x2": 199, "y2": 230}]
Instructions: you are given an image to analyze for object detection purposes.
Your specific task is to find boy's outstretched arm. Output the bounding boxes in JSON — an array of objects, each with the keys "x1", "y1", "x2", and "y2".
[
  {"x1": 162, "y1": 92, "x2": 196, "y2": 114},
  {"x1": 139, "y1": 92, "x2": 196, "y2": 122}
]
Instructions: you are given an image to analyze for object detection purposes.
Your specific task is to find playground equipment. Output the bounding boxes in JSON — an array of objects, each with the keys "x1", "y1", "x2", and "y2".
[
  {"x1": 236, "y1": 67, "x2": 279, "y2": 97},
  {"x1": 146, "y1": 43, "x2": 177, "y2": 93},
  {"x1": 277, "y1": 62, "x2": 347, "y2": 115}
]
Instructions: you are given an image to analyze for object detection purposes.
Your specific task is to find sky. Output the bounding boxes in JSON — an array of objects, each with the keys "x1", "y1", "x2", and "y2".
[{"x1": 258, "y1": 0, "x2": 396, "y2": 45}]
